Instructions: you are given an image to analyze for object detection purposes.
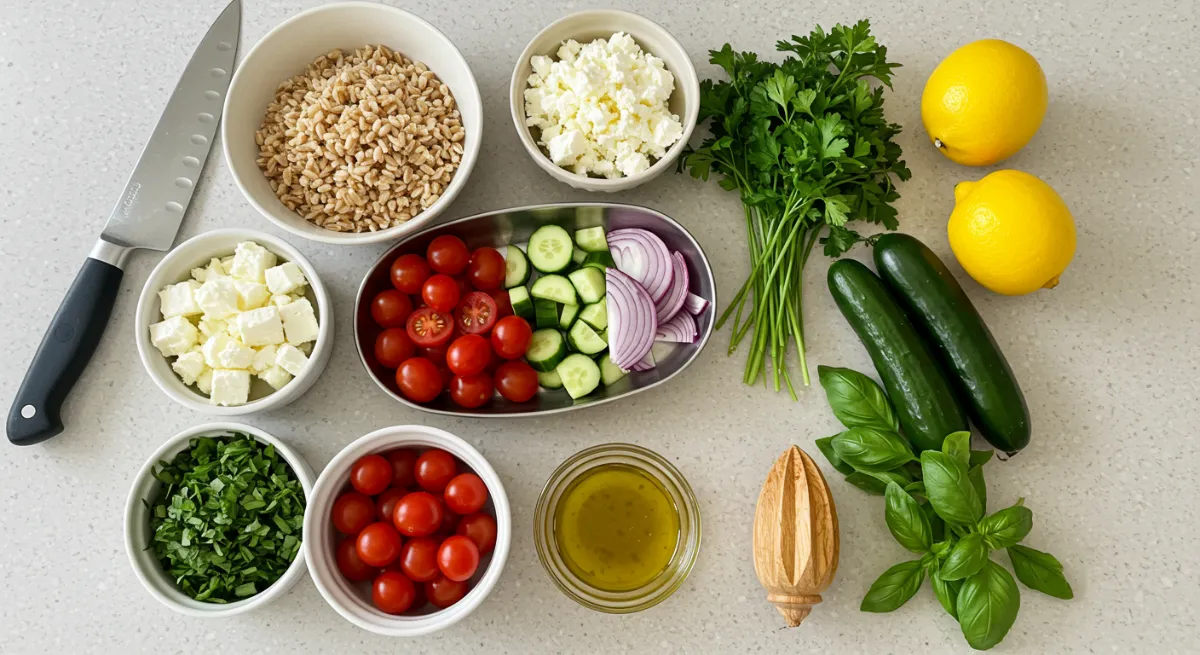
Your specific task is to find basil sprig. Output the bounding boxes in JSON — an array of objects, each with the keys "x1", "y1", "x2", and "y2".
[{"x1": 815, "y1": 364, "x2": 1073, "y2": 650}]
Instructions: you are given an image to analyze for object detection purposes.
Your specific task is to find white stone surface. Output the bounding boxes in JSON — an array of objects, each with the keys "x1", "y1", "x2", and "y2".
[{"x1": 1, "y1": 0, "x2": 1197, "y2": 652}]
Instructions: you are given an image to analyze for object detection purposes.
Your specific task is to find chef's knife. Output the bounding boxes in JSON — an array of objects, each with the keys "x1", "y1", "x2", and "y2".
[{"x1": 7, "y1": 0, "x2": 241, "y2": 445}]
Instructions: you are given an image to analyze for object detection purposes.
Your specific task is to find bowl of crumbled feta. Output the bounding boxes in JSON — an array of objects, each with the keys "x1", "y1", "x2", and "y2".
[
  {"x1": 135, "y1": 229, "x2": 334, "y2": 414},
  {"x1": 510, "y1": 10, "x2": 699, "y2": 191}
]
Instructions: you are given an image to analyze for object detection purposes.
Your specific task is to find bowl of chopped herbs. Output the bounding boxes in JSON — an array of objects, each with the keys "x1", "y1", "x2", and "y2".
[{"x1": 124, "y1": 423, "x2": 314, "y2": 616}]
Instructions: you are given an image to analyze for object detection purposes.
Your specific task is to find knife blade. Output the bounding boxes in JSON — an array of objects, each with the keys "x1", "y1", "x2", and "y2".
[{"x1": 6, "y1": 0, "x2": 242, "y2": 446}]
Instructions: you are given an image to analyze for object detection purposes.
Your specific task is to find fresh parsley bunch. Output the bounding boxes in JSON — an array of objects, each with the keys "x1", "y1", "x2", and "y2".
[
  {"x1": 814, "y1": 366, "x2": 1073, "y2": 651},
  {"x1": 683, "y1": 20, "x2": 910, "y2": 395}
]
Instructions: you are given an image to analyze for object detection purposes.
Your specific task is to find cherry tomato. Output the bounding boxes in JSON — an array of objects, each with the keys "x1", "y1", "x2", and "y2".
[
  {"x1": 415, "y1": 449, "x2": 458, "y2": 493},
  {"x1": 372, "y1": 570, "x2": 417, "y2": 614},
  {"x1": 418, "y1": 344, "x2": 448, "y2": 364},
  {"x1": 356, "y1": 522, "x2": 403, "y2": 567},
  {"x1": 350, "y1": 454, "x2": 394, "y2": 495},
  {"x1": 406, "y1": 308, "x2": 454, "y2": 348},
  {"x1": 371, "y1": 290, "x2": 414, "y2": 328},
  {"x1": 331, "y1": 492, "x2": 376, "y2": 536},
  {"x1": 427, "y1": 235, "x2": 469, "y2": 275},
  {"x1": 422, "y1": 274, "x2": 460, "y2": 313},
  {"x1": 456, "y1": 512, "x2": 498, "y2": 554},
  {"x1": 392, "y1": 491, "x2": 445, "y2": 537},
  {"x1": 396, "y1": 357, "x2": 443, "y2": 403},
  {"x1": 336, "y1": 537, "x2": 376, "y2": 581},
  {"x1": 484, "y1": 347, "x2": 503, "y2": 375},
  {"x1": 437, "y1": 535, "x2": 480, "y2": 582},
  {"x1": 488, "y1": 289, "x2": 513, "y2": 319},
  {"x1": 493, "y1": 360, "x2": 539, "y2": 402},
  {"x1": 374, "y1": 327, "x2": 416, "y2": 369},
  {"x1": 446, "y1": 334, "x2": 491, "y2": 376},
  {"x1": 425, "y1": 575, "x2": 469, "y2": 609},
  {"x1": 444, "y1": 473, "x2": 489, "y2": 515},
  {"x1": 449, "y1": 373, "x2": 494, "y2": 408},
  {"x1": 385, "y1": 449, "x2": 419, "y2": 489},
  {"x1": 376, "y1": 488, "x2": 407, "y2": 522},
  {"x1": 490, "y1": 316, "x2": 533, "y2": 360},
  {"x1": 455, "y1": 291, "x2": 498, "y2": 335},
  {"x1": 452, "y1": 274, "x2": 471, "y2": 298},
  {"x1": 398, "y1": 536, "x2": 441, "y2": 582},
  {"x1": 391, "y1": 254, "x2": 431, "y2": 294},
  {"x1": 466, "y1": 247, "x2": 506, "y2": 290},
  {"x1": 437, "y1": 504, "x2": 460, "y2": 537}
]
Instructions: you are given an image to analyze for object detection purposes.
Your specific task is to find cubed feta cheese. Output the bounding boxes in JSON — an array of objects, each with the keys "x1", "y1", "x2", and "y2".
[
  {"x1": 297, "y1": 342, "x2": 313, "y2": 356},
  {"x1": 251, "y1": 345, "x2": 278, "y2": 375},
  {"x1": 195, "y1": 277, "x2": 239, "y2": 319},
  {"x1": 264, "y1": 261, "x2": 308, "y2": 295},
  {"x1": 278, "y1": 297, "x2": 319, "y2": 344},
  {"x1": 196, "y1": 369, "x2": 213, "y2": 394},
  {"x1": 198, "y1": 317, "x2": 228, "y2": 338},
  {"x1": 209, "y1": 369, "x2": 250, "y2": 406},
  {"x1": 201, "y1": 333, "x2": 255, "y2": 370},
  {"x1": 236, "y1": 306, "x2": 285, "y2": 347},
  {"x1": 149, "y1": 316, "x2": 199, "y2": 357},
  {"x1": 270, "y1": 294, "x2": 294, "y2": 308},
  {"x1": 274, "y1": 343, "x2": 309, "y2": 376},
  {"x1": 229, "y1": 241, "x2": 277, "y2": 282},
  {"x1": 158, "y1": 280, "x2": 202, "y2": 318},
  {"x1": 205, "y1": 257, "x2": 227, "y2": 279},
  {"x1": 191, "y1": 267, "x2": 208, "y2": 283},
  {"x1": 259, "y1": 366, "x2": 293, "y2": 391},
  {"x1": 171, "y1": 349, "x2": 209, "y2": 385},
  {"x1": 233, "y1": 280, "x2": 269, "y2": 311}
]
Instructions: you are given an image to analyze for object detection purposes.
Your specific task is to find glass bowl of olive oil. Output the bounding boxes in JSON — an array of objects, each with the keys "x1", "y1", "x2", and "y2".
[{"x1": 534, "y1": 443, "x2": 701, "y2": 613}]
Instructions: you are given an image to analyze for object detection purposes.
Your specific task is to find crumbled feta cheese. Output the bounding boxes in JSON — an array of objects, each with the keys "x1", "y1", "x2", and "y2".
[
  {"x1": 229, "y1": 241, "x2": 277, "y2": 283},
  {"x1": 233, "y1": 280, "x2": 269, "y2": 311},
  {"x1": 274, "y1": 343, "x2": 309, "y2": 376},
  {"x1": 196, "y1": 369, "x2": 213, "y2": 394},
  {"x1": 149, "y1": 316, "x2": 199, "y2": 357},
  {"x1": 158, "y1": 280, "x2": 202, "y2": 318},
  {"x1": 251, "y1": 345, "x2": 278, "y2": 375},
  {"x1": 171, "y1": 349, "x2": 209, "y2": 386},
  {"x1": 201, "y1": 333, "x2": 255, "y2": 370},
  {"x1": 279, "y1": 298, "x2": 319, "y2": 344},
  {"x1": 524, "y1": 32, "x2": 682, "y2": 178},
  {"x1": 194, "y1": 277, "x2": 240, "y2": 319},
  {"x1": 265, "y1": 261, "x2": 308, "y2": 295},
  {"x1": 209, "y1": 369, "x2": 250, "y2": 406},
  {"x1": 259, "y1": 366, "x2": 293, "y2": 391},
  {"x1": 236, "y1": 306, "x2": 285, "y2": 347}
]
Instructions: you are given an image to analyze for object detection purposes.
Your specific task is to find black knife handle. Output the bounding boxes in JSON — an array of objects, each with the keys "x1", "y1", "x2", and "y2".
[{"x1": 7, "y1": 257, "x2": 124, "y2": 446}]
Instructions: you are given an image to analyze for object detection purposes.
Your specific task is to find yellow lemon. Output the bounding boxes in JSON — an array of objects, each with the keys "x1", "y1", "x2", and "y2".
[
  {"x1": 922, "y1": 40, "x2": 1047, "y2": 166},
  {"x1": 947, "y1": 170, "x2": 1075, "y2": 295}
]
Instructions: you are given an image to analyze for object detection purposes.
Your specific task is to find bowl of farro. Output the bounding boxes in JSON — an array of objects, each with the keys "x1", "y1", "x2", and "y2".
[{"x1": 222, "y1": 2, "x2": 482, "y2": 245}]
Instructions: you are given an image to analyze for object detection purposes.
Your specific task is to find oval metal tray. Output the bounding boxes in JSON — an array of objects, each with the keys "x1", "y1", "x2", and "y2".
[{"x1": 354, "y1": 203, "x2": 717, "y2": 417}]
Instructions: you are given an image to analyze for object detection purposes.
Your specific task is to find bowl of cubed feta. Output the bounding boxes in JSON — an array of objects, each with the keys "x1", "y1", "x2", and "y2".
[
  {"x1": 509, "y1": 10, "x2": 699, "y2": 192},
  {"x1": 135, "y1": 229, "x2": 333, "y2": 414}
]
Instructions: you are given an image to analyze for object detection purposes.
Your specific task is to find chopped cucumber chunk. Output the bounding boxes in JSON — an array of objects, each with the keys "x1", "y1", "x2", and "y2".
[
  {"x1": 528, "y1": 225, "x2": 573, "y2": 273},
  {"x1": 568, "y1": 267, "x2": 606, "y2": 305},
  {"x1": 510, "y1": 286, "x2": 534, "y2": 320},
  {"x1": 504, "y1": 244, "x2": 530, "y2": 288},
  {"x1": 558, "y1": 303, "x2": 580, "y2": 330},
  {"x1": 526, "y1": 329, "x2": 567, "y2": 372},
  {"x1": 530, "y1": 274, "x2": 578, "y2": 305},
  {"x1": 567, "y1": 320, "x2": 607, "y2": 355},
  {"x1": 537, "y1": 369, "x2": 563, "y2": 389},
  {"x1": 556, "y1": 353, "x2": 602, "y2": 399},
  {"x1": 581, "y1": 251, "x2": 615, "y2": 270},
  {"x1": 579, "y1": 300, "x2": 608, "y2": 331},
  {"x1": 574, "y1": 226, "x2": 609, "y2": 253},
  {"x1": 534, "y1": 297, "x2": 559, "y2": 329},
  {"x1": 599, "y1": 354, "x2": 628, "y2": 386}
]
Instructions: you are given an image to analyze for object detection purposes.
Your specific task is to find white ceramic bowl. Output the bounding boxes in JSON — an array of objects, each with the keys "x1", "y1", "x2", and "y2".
[
  {"x1": 509, "y1": 9, "x2": 699, "y2": 192},
  {"x1": 123, "y1": 422, "x2": 315, "y2": 617},
  {"x1": 135, "y1": 228, "x2": 333, "y2": 415},
  {"x1": 222, "y1": 2, "x2": 483, "y2": 245},
  {"x1": 303, "y1": 425, "x2": 511, "y2": 637}
]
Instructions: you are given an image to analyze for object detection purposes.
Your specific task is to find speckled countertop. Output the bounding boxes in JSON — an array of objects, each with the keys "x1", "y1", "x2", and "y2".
[{"x1": 1, "y1": 0, "x2": 1197, "y2": 652}]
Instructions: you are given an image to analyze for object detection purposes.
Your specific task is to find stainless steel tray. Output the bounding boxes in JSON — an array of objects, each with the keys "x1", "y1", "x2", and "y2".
[{"x1": 353, "y1": 203, "x2": 717, "y2": 417}]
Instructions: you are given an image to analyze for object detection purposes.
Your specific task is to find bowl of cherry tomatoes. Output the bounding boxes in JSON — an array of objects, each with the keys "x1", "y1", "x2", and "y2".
[{"x1": 302, "y1": 425, "x2": 510, "y2": 636}]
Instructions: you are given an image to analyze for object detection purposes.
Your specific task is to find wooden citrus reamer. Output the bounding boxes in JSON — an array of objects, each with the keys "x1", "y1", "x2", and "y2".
[{"x1": 753, "y1": 445, "x2": 840, "y2": 627}]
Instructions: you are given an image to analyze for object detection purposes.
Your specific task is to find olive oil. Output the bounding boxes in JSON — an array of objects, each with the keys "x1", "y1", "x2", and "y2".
[{"x1": 553, "y1": 463, "x2": 681, "y2": 592}]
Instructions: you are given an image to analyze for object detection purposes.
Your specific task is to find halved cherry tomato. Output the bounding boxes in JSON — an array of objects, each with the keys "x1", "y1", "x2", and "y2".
[
  {"x1": 427, "y1": 235, "x2": 469, "y2": 275},
  {"x1": 351, "y1": 454, "x2": 394, "y2": 495},
  {"x1": 372, "y1": 570, "x2": 417, "y2": 614},
  {"x1": 490, "y1": 316, "x2": 533, "y2": 360},
  {"x1": 396, "y1": 357, "x2": 444, "y2": 403},
  {"x1": 437, "y1": 535, "x2": 480, "y2": 582},
  {"x1": 446, "y1": 334, "x2": 491, "y2": 377},
  {"x1": 406, "y1": 308, "x2": 453, "y2": 348},
  {"x1": 422, "y1": 274, "x2": 460, "y2": 313},
  {"x1": 415, "y1": 449, "x2": 458, "y2": 493},
  {"x1": 494, "y1": 360, "x2": 539, "y2": 402},
  {"x1": 331, "y1": 492, "x2": 376, "y2": 535},
  {"x1": 385, "y1": 449, "x2": 419, "y2": 489},
  {"x1": 425, "y1": 575, "x2": 469, "y2": 608},
  {"x1": 466, "y1": 247, "x2": 506, "y2": 291},
  {"x1": 444, "y1": 473, "x2": 489, "y2": 515},
  {"x1": 376, "y1": 487, "x2": 407, "y2": 523},
  {"x1": 391, "y1": 254, "x2": 431, "y2": 294},
  {"x1": 455, "y1": 291, "x2": 498, "y2": 335},
  {"x1": 488, "y1": 288, "x2": 514, "y2": 319},
  {"x1": 371, "y1": 290, "x2": 413, "y2": 328},
  {"x1": 356, "y1": 522, "x2": 403, "y2": 567},
  {"x1": 393, "y1": 491, "x2": 445, "y2": 537},
  {"x1": 449, "y1": 373, "x2": 494, "y2": 409},
  {"x1": 398, "y1": 536, "x2": 441, "y2": 582},
  {"x1": 375, "y1": 327, "x2": 416, "y2": 369},
  {"x1": 337, "y1": 537, "x2": 376, "y2": 581},
  {"x1": 456, "y1": 512, "x2": 498, "y2": 554}
]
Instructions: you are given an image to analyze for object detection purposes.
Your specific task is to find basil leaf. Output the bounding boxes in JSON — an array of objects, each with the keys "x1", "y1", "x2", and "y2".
[
  {"x1": 885, "y1": 483, "x2": 932, "y2": 553},
  {"x1": 931, "y1": 539, "x2": 953, "y2": 558},
  {"x1": 832, "y1": 427, "x2": 915, "y2": 472},
  {"x1": 931, "y1": 571, "x2": 960, "y2": 619},
  {"x1": 904, "y1": 481, "x2": 926, "y2": 495},
  {"x1": 939, "y1": 533, "x2": 989, "y2": 581},
  {"x1": 969, "y1": 449, "x2": 994, "y2": 467},
  {"x1": 920, "y1": 451, "x2": 983, "y2": 525},
  {"x1": 844, "y1": 471, "x2": 888, "y2": 495},
  {"x1": 978, "y1": 504, "x2": 1033, "y2": 550},
  {"x1": 817, "y1": 365, "x2": 899, "y2": 431},
  {"x1": 941, "y1": 431, "x2": 971, "y2": 465},
  {"x1": 957, "y1": 561, "x2": 1021, "y2": 651},
  {"x1": 860, "y1": 560, "x2": 925, "y2": 613},
  {"x1": 1007, "y1": 545, "x2": 1074, "y2": 599},
  {"x1": 815, "y1": 436, "x2": 855, "y2": 475},
  {"x1": 921, "y1": 502, "x2": 945, "y2": 542},
  {"x1": 968, "y1": 464, "x2": 988, "y2": 514}
]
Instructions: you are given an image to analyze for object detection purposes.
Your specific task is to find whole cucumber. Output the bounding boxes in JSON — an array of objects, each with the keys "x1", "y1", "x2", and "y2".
[
  {"x1": 873, "y1": 233, "x2": 1031, "y2": 454},
  {"x1": 827, "y1": 259, "x2": 969, "y2": 452}
]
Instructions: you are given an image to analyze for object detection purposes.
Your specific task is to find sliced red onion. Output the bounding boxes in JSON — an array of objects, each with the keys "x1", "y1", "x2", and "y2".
[
  {"x1": 655, "y1": 312, "x2": 697, "y2": 343},
  {"x1": 605, "y1": 268, "x2": 657, "y2": 370},
  {"x1": 655, "y1": 252, "x2": 689, "y2": 324},
  {"x1": 683, "y1": 292, "x2": 710, "y2": 315},
  {"x1": 630, "y1": 351, "x2": 656, "y2": 371},
  {"x1": 608, "y1": 228, "x2": 673, "y2": 302}
]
